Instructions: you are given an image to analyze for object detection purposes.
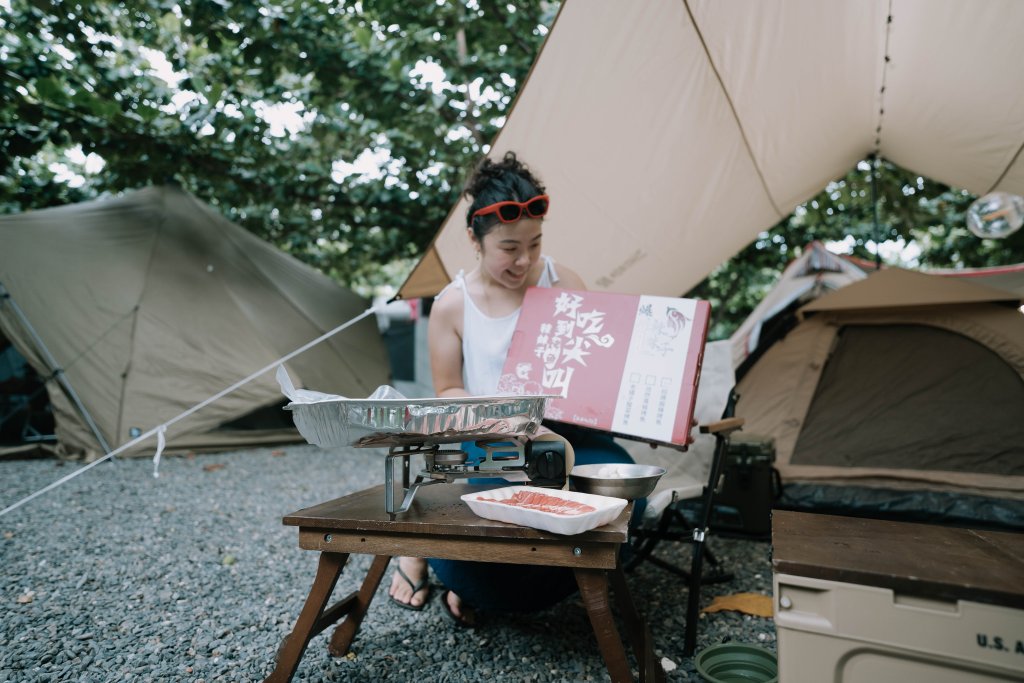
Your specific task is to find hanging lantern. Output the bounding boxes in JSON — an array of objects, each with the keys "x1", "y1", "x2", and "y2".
[{"x1": 966, "y1": 192, "x2": 1024, "y2": 239}]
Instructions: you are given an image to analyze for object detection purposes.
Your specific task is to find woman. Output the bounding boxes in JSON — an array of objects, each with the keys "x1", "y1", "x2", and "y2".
[{"x1": 388, "y1": 152, "x2": 636, "y2": 626}]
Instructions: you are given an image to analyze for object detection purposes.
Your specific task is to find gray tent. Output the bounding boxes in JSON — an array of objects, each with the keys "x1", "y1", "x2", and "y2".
[
  {"x1": 735, "y1": 268, "x2": 1024, "y2": 495},
  {"x1": 729, "y1": 241, "x2": 869, "y2": 375},
  {"x1": 0, "y1": 186, "x2": 389, "y2": 458}
]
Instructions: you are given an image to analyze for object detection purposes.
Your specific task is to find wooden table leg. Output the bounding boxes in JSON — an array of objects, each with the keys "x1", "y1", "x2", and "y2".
[
  {"x1": 610, "y1": 567, "x2": 666, "y2": 683},
  {"x1": 328, "y1": 554, "x2": 391, "y2": 656},
  {"x1": 265, "y1": 552, "x2": 348, "y2": 683},
  {"x1": 575, "y1": 568, "x2": 635, "y2": 683}
]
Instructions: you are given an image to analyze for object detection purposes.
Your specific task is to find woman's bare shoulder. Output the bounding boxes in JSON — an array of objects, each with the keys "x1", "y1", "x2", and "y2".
[{"x1": 430, "y1": 282, "x2": 464, "y2": 322}]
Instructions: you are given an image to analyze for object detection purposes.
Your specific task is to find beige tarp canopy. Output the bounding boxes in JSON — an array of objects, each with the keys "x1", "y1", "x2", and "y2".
[
  {"x1": 736, "y1": 268, "x2": 1024, "y2": 494},
  {"x1": 0, "y1": 186, "x2": 389, "y2": 458},
  {"x1": 400, "y1": 0, "x2": 1024, "y2": 300}
]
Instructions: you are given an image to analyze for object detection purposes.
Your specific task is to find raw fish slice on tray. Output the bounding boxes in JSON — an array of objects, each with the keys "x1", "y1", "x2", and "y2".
[
  {"x1": 462, "y1": 486, "x2": 628, "y2": 535},
  {"x1": 476, "y1": 489, "x2": 597, "y2": 516}
]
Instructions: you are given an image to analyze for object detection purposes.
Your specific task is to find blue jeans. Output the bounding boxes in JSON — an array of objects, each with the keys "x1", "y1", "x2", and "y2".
[{"x1": 428, "y1": 426, "x2": 644, "y2": 613}]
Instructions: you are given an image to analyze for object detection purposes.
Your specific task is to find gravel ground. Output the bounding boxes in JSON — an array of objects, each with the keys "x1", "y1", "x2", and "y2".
[{"x1": 0, "y1": 445, "x2": 775, "y2": 682}]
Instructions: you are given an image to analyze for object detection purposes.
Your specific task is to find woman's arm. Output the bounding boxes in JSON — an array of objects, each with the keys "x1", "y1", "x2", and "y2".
[{"x1": 427, "y1": 289, "x2": 471, "y2": 398}]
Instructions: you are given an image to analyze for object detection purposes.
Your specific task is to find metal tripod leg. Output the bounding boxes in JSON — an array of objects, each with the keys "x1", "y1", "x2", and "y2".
[
  {"x1": 624, "y1": 503, "x2": 732, "y2": 583},
  {"x1": 683, "y1": 415, "x2": 744, "y2": 657},
  {"x1": 384, "y1": 446, "x2": 442, "y2": 517}
]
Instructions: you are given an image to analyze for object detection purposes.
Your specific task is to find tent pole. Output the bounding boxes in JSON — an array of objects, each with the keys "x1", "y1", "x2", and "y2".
[{"x1": 0, "y1": 281, "x2": 113, "y2": 455}]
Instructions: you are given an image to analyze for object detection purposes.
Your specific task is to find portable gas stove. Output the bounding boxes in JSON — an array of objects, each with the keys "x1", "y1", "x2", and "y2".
[
  {"x1": 375, "y1": 433, "x2": 568, "y2": 516},
  {"x1": 284, "y1": 392, "x2": 560, "y2": 517}
]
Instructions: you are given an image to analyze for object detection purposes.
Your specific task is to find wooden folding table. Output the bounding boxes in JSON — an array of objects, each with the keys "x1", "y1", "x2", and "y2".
[{"x1": 264, "y1": 483, "x2": 666, "y2": 683}]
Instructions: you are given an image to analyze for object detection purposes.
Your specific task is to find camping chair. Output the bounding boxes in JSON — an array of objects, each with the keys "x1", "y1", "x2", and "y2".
[
  {"x1": 625, "y1": 388, "x2": 741, "y2": 575},
  {"x1": 620, "y1": 340, "x2": 736, "y2": 572},
  {"x1": 624, "y1": 389, "x2": 744, "y2": 656}
]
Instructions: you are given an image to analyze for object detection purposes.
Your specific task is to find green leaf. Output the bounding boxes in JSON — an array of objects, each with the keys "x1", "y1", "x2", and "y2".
[
  {"x1": 208, "y1": 83, "x2": 224, "y2": 107},
  {"x1": 33, "y1": 76, "x2": 67, "y2": 104},
  {"x1": 159, "y1": 11, "x2": 181, "y2": 36},
  {"x1": 189, "y1": 75, "x2": 208, "y2": 94},
  {"x1": 353, "y1": 26, "x2": 372, "y2": 50}
]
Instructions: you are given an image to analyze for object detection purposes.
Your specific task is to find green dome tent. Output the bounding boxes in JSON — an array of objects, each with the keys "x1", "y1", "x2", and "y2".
[
  {"x1": 0, "y1": 186, "x2": 389, "y2": 459},
  {"x1": 736, "y1": 267, "x2": 1024, "y2": 495}
]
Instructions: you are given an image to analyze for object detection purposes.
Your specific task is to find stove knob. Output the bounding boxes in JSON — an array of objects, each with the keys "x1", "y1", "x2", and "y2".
[{"x1": 534, "y1": 450, "x2": 564, "y2": 480}]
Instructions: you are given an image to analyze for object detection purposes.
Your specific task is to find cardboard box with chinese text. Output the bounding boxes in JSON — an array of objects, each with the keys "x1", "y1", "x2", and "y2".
[{"x1": 498, "y1": 288, "x2": 710, "y2": 447}]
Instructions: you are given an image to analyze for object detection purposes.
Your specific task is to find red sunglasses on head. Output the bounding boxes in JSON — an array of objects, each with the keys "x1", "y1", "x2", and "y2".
[{"x1": 471, "y1": 194, "x2": 550, "y2": 224}]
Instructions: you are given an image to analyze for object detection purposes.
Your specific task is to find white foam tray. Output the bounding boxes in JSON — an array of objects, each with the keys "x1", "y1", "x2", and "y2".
[{"x1": 461, "y1": 486, "x2": 628, "y2": 536}]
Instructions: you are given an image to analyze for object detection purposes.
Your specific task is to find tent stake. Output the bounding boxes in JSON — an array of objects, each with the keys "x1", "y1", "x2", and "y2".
[{"x1": 0, "y1": 281, "x2": 113, "y2": 455}]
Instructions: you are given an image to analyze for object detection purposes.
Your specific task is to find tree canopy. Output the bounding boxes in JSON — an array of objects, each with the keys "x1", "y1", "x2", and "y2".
[
  {"x1": 3, "y1": 0, "x2": 1022, "y2": 337},
  {"x1": 2, "y1": 0, "x2": 557, "y2": 287}
]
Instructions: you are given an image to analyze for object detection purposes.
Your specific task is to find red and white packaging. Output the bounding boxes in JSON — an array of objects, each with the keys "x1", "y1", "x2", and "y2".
[{"x1": 498, "y1": 288, "x2": 710, "y2": 447}]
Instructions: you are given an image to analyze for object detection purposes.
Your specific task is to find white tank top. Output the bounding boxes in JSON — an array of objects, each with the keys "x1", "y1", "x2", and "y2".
[{"x1": 438, "y1": 255, "x2": 559, "y2": 395}]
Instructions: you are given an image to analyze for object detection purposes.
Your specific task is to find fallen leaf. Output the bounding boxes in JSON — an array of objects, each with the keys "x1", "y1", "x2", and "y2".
[
  {"x1": 221, "y1": 554, "x2": 236, "y2": 566},
  {"x1": 271, "y1": 450, "x2": 286, "y2": 457},
  {"x1": 3, "y1": 531, "x2": 13, "y2": 540},
  {"x1": 16, "y1": 591, "x2": 35, "y2": 604},
  {"x1": 701, "y1": 592, "x2": 774, "y2": 618},
  {"x1": 203, "y1": 463, "x2": 226, "y2": 472}
]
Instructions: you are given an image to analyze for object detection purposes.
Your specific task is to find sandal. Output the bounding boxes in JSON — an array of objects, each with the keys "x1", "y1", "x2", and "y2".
[
  {"x1": 389, "y1": 562, "x2": 431, "y2": 611},
  {"x1": 440, "y1": 589, "x2": 477, "y2": 628}
]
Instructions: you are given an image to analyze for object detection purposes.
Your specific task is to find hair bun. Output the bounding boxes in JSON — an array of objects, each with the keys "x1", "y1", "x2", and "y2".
[
  {"x1": 463, "y1": 151, "x2": 546, "y2": 234},
  {"x1": 463, "y1": 151, "x2": 541, "y2": 198}
]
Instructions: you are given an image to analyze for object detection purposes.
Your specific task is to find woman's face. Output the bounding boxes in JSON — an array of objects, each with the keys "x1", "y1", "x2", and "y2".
[{"x1": 472, "y1": 218, "x2": 543, "y2": 290}]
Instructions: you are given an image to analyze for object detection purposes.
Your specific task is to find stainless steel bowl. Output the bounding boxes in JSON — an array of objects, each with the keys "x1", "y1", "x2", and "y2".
[{"x1": 569, "y1": 463, "x2": 667, "y2": 500}]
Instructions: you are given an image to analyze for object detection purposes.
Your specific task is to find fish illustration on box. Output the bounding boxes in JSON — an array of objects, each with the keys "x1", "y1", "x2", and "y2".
[{"x1": 638, "y1": 305, "x2": 692, "y2": 357}]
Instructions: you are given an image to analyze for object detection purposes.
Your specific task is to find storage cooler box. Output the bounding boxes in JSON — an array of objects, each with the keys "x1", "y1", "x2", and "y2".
[{"x1": 772, "y1": 510, "x2": 1024, "y2": 682}]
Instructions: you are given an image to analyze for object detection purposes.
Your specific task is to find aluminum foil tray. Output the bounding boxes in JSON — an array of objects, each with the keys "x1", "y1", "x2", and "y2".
[{"x1": 285, "y1": 395, "x2": 549, "y2": 448}]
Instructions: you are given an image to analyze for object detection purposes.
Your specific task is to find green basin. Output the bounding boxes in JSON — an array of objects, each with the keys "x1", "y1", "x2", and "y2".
[{"x1": 695, "y1": 642, "x2": 778, "y2": 683}]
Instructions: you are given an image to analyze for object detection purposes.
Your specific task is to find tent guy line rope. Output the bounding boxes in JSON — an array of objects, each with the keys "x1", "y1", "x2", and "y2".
[
  {"x1": 988, "y1": 136, "x2": 1024, "y2": 195},
  {"x1": 0, "y1": 303, "x2": 384, "y2": 518}
]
